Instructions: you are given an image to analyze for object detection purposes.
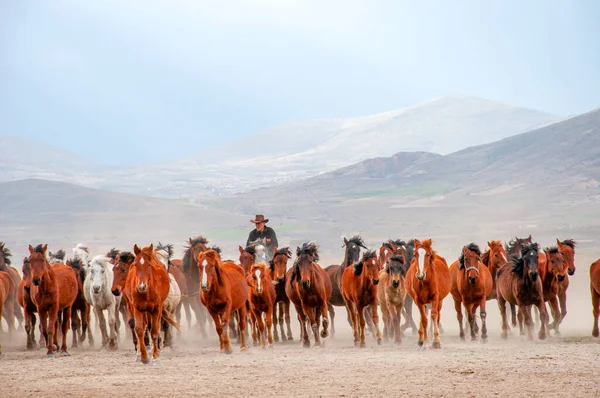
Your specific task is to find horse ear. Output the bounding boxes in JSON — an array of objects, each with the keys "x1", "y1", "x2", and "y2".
[
  {"x1": 556, "y1": 238, "x2": 561, "y2": 246},
  {"x1": 148, "y1": 243, "x2": 154, "y2": 252},
  {"x1": 42, "y1": 244, "x2": 48, "y2": 255},
  {"x1": 487, "y1": 241, "x2": 492, "y2": 248},
  {"x1": 28, "y1": 245, "x2": 34, "y2": 254},
  {"x1": 239, "y1": 246, "x2": 244, "y2": 255},
  {"x1": 343, "y1": 237, "x2": 349, "y2": 245},
  {"x1": 133, "y1": 244, "x2": 141, "y2": 255},
  {"x1": 528, "y1": 234, "x2": 532, "y2": 240}
]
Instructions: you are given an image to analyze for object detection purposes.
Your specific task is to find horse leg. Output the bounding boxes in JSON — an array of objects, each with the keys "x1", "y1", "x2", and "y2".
[
  {"x1": 479, "y1": 297, "x2": 488, "y2": 342},
  {"x1": 533, "y1": 305, "x2": 541, "y2": 329},
  {"x1": 432, "y1": 299, "x2": 442, "y2": 349},
  {"x1": 465, "y1": 302, "x2": 476, "y2": 341},
  {"x1": 454, "y1": 298, "x2": 465, "y2": 341},
  {"x1": 548, "y1": 296, "x2": 561, "y2": 335},
  {"x1": 381, "y1": 302, "x2": 390, "y2": 342},
  {"x1": 402, "y1": 295, "x2": 418, "y2": 334},
  {"x1": 272, "y1": 303, "x2": 280, "y2": 343},
  {"x1": 81, "y1": 304, "x2": 91, "y2": 344},
  {"x1": 284, "y1": 300, "x2": 293, "y2": 341},
  {"x1": 133, "y1": 310, "x2": 150, "y2": 364},
  {"x1": 14, "y1": 300, "x2": 24, "y2": 331},
  {"x1": 536, "y1": 300, "x2": 548, "y2": 341},
  {"x1": 238, "y1": 306, "x2": 248, "y2": 351},
  {"x1": 369, "y1": 301, "x2": 382, "y2": 345},
  {"x1": 302, "y1": 301, "x2": 320, "y2": 346},
  {"x1": 393, "y1": 303, "x2": 403, "y2": 344},
  {"x1": 416, "y1": 302, "x2": 428, "y2": 349},
  {"x1": 208, "y1": 311, "x2": 224, "y2": 353},
  {"x1": 192, "y1": 299, "x2": 208, "y2": 338},
  {"x1": 59, "y1": 307, "x2": 71, "y2": 355},
  {"x1": 510, "y1": 303, "x2": 517, "y2": 328},
  {"x1": 24, "y1": 309, "x2": 35, "y2": 350},
  {"x1": 249, "y1": 310, "x2": 258, "y2": 347},
  {"x1": 517, "y1": 307, "x2": 525, "y2": 336},
  {"x1": 39, "y1": 309, "x2": 53, "y2": 358},
  {"x1": 277, "y1": 302, "x2": 284, "y2": 341},
  {"x1": 344, "y1": 300, "x2": 359, "y2": 346},
  {"x1": 95, "y1": 307, "x2": 109, "y2": 348},
  {"x1": 70, "y1": 310, "x2": 81, "y2": 348},
  {"x1": 558, "y1": 290, "x2": 568, "y2": 325},
  {"x1": 265, "y1": 305, "x2": 274, "y2": 347},
  {"x1": 252, "y1": 308, "x2": 266, "y2": 349},
  {"x1": 592, "y1": 287, "x2": 600, "y2": 337},
  {"x1": 327, "y1": 303, "x2": 336, "y2": 337},
  {"x1": 108, "y1": 304, "x2": 119, "y2": 350},
  {"x1": 320, "y1": 297, "x2": 330, "y2": 340},
  {"x1": 497, "y1": 296, "x2": 509, "y2": 339},
  {"x1": 182, "y1": 299, "x2": 192, "y2": 330}
]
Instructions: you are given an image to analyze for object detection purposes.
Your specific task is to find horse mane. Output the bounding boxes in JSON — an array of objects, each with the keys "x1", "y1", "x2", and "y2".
[
  {"x1": 546, "y1": 246, "x2": 559, "y2": 254},
  {"x1": 297, "y1": 242, "x2": 319, "y2": 262},
  {"x1": 405, "y1": 239, "x2": 415, "y2": 263},
  {"x1": 481, "y1": 250, "x2": 490, "y2": 266},
  {"x1": 50, "y1": 249, "x2": 66, "y2": 261},
  {"x1": 270, "y1": 247, "x2": 291, "y2": 270},
  {"x1": 118, "y1": 251, "x2": 135, "y2": 264},
  {"x1": 353, "y1": 250, "x2": 377, "y2": 275},
  {"x1": 156, "y1": 242, "x2": 174, "y2": 260},
  {"x1": 459, "y1": 243, "x2": 481, "y2": 270},
  {"x1": 106, "y1": 248, "x2": 119, "y2": 260},
  {"x1": 346, "y1": 235, "x2": 367, "y2": 249},
  {"x1": 75, "y1": 243, "x2": 89, "y2": 253},
  {"x1": 504, "y1": 238, "x2": 518, "y2": 255},
  {"x1": 0, "y1": 242, "x2": 12, "y2": 266},
  {"x1": 209, "y1": 245, "x2": 221, "y2": 254},
  {"x1": 390, "y1": 254, "x2": 405, "y2": 264},
  {"x1": 511, "y1": 243, "x2": 539, "y2": 275},
  {"x1": 183, "y1": 236, "x2": 209, "y2": 272},
  {"x1": 243, "y1": 245, "x2": 257, "y2": 256},
  {"x1": 390, "y1": 239, "x2": 407, "y2": 247},
  {"x1": 381, "y1": 242, "x2": 394, "y2": 251},
  {"x1": 33, "y1": 244, "x2": 45, "y2": 254},
  {"x1": 560, "y1": 239, "x2": 576, "y2": 249}
]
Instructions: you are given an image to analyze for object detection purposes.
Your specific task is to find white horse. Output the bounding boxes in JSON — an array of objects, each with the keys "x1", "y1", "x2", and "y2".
[
  {"x1": 156, "y1": 243, "x2": 181, "y2": 348},
  {"x1": 84, "y1": 255, "x2": 121, "y2": 350}
]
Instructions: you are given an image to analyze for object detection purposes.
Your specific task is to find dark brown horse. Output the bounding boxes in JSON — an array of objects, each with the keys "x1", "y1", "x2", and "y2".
[
  {"x1": 449, "y1": 243, "x2": 493, "y2": 342},
  {"x1": 0, "y1": 242, "x2": 24, "y2": 330},
  {"x1": 342, "y1": 250, "x2": 382, "y2": 347},
  {"x1": 65, "y1": 257, "x2": 94, "y2": 348},
  {"x1": 590, "y1": 257, "x2": 600, "y2": 337},
  {"x1": 496, "y1": 243, "x2": 547, "y2": 340},
  {"x1": 124, "y1": 244, "x2": 179, "y2": 365},
  {"x1": 181, "y1": 236, "x2": 211, "y2": 336},
  {"x1": 197, "y1": 249, "x2": 248, "y2": 354},
  {"x1": 324, "y1": 236, "x2": 367, "y2": 336},
  {"x1": 28, "y1": 244, "x2": 79, "y2": 357},
  {"x1": 378, "y1": 254, "x2": 408, "y2": 343},
  {"x1": 268, "y1": 247, "x2": 294, "y2": 342},
  {"x1": 287, "y1": 242, "x2": 332, "y2": 348},
  {"x1": 405, "y1": 239, "x2": 451, "y2": 349}
]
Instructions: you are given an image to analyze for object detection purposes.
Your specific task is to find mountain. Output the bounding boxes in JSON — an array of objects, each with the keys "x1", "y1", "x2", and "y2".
[{"x1": 102, "y1": 96, "x2": 562, "y2": 197}]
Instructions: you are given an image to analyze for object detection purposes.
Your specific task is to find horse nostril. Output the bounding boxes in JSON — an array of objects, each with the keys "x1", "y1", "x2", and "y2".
[
  {"x1": 373, "y1": 279, "x2": 379, "y2": 285},
  {"x1": 32, "y1": 278, "x2": 41, "y2": 286},
  {"x1": 568, "y1": 269, "x2": 575, "y2": 276},
  {"x1": 111, "y1": 289, "x2": 121, "y2": 296},
  {"x1": 530, "y1": 272, "x2": 538, "y2": 281},
  {"x1": 469, "y1": 277, "x2": 477, "y2": 284},
  {"x1": 557, "y1": 274, "x2": 565, "y2": 282}
]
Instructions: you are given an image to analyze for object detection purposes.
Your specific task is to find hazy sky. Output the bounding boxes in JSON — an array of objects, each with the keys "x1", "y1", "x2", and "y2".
[{"x1": 1, "y1": 1, "x2": 599, "y2": 165}]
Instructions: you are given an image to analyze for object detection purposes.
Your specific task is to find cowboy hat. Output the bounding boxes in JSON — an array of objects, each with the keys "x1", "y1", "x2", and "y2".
[{"x1": 250, "y1": 214, "x2": 269, "y2": 224}]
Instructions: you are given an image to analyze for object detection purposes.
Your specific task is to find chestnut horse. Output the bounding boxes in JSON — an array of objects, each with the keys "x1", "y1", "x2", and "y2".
[
  {"x1": 324, "y1": 236, "x2": 367, "y2": 336},
  {"x1": 555, "y1": 239, "x2": 576, "y2": 328},
  {"x1": 125, "y1": 244, "x2": 179, "y2": 365},
  {"x1": 0, "y1": 265, "x2": 16, "y2": 335},
  {"x1": 405, "y1": 239, "x2": 451, "y2": 349},
  {"x1": 385, "y1": 239, "x2": 418, "y2": 334},
  {"x1": 0, "y1": 242, "x2": 24, "y2": 330},
  {"x1": 28, "y1": 244, "x2": 79, "y2": 357},
  {"x1": 287, "y1": 242, "x2": 332, "y2": 347},
  {"x1": 17, "y1": 257, "x2": 44, "y2": 349},
  {"x1": 181, "y1": 236, "x2": 211, "y2": 336},
  {"x1": 247, "y1": 262, "x2": 276, "y2": 348},
  {"x1": 496, "y1": 243, "x2": 547, "y2": 340},
  {"x1": 106, "y1": 248, "x2": 130, "y2": 339},
  {"x1": 449, "y1": 243, "x2": 492, "y2": 342},
  {"x1": 538, "y1": 246, "x2": 567, "y2": 335},
  {"x1": 269, "y1": 247, "x2": 294, "y2": 342},
  {"x1": 590, "y1": 257, "x2": 600, "y2": 337},
  {"x1": 342, "y1": 250, "x2": 383, "y2": 347},
  {"x1": 197, "y1": 249, "x2": 248, "y2": 353},
  {"x1": 378, "y1": 254, "x2": 408, "y2": 343}
]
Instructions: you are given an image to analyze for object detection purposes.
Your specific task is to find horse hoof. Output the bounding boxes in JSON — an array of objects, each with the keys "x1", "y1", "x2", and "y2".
[
  {"x1": 460, "y1": 335, "x2": 465, "y2": 342},
  {"x1": 153, "y1": 360, "x2": 162, "y2": 367},
  {"x1": 274, "y1": 336, "x2": 280, "y2": 343},
  {"x1": 46, "y1": 353, "x2": 56, "y2": 359},
  {"x1": 141, "y1": 357, "x2": 151, "y2": 364},
  {"x1": 268, "y1": 344, "x2": 274, "y2": 349},
  {"x1": 303, "y1": 341, "x2": 310, "y2": 348},
  {"x1": 481, "y1": 337, "x2": 488, "y2": 344},
  {"x1": 59, "y1": 351, "x2": 70, "y2": 357},
  {"x1": 501, "y1": 332, "x2": 508, "y2": 340},
  {"x1": 287, "y1": 336, "x2": 294, "y2": 341},
  {"x1": 432, "y1": 342, "x2": 441, "y2": 349},
  {"x1": 592, "y1": 329, "x2": 599, "y2": 338},
  {"x1": 377, "y1": 340, "x2": 383, "y2": 345},
  {"x1": 417, "y1": 341, "x2": 424, "y2": 347},
  {"x1": 538, "y1": 332, "x2": 546, "y2": 341},
  {"x1": 360, "y1": 343, "x2": 366, "y2": 348},
  {"x1": 320, "y1": 330, "x2": 329, "y2": 338},
  {"x1": 241, "y1": 345, "x2": 248, "y2": 352}
]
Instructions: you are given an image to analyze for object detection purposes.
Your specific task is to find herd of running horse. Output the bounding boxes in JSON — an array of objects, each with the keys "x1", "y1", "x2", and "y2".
[{"x1": 1, "y1": 235, "x2": 600, "y2": 365}]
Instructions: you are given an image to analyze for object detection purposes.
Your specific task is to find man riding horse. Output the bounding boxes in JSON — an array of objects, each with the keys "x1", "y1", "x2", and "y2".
[{"x1": 246, "y1": 214, "x2": 279, "y2": 261}]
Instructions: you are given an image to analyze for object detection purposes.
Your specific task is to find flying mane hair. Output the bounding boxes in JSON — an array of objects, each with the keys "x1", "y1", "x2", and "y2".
[
  {"x1": 511, "y1": 243, "x2": 540, "y2": 275},
  {"x1": 182, "y1": 236, "x2": 209, "y2": 272},
  {"x1": 51, "y1": 249, "x2": 66, "y2": 261},
  {"x1": 156, "y1": 242, "x2": 175, "y2": 260},
  {"x1": 0, "y1": 242, "x2": 12, "y2": 266},
  {"x1": 560, "y1": 239, "x2": 576, "y2": 249},
  {"x1": 353, "y1": 250, "x2": 377, "y2": 275},
  {"x1": 118, "y1": 251, "x2": 135, "y2": 264},
  {"x1": 345, "y1": 235, "x2": 367, "y2": 249},
  {"x1": 106, "y1": 248, "x2": 120, "y2": 260},
  {"x1": 458, "y1": 243, "x2": 481, "y2": 270}
]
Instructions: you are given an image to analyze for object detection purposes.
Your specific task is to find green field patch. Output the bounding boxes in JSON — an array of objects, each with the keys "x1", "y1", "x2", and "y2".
[{"x1": 342, "y1": 182, "x2": 454, "y2": 199}]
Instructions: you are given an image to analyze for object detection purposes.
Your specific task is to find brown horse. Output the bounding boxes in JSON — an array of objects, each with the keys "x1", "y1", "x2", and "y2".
[
  {"x1": 124, "y1": 244, "x2": 179, "y2": 365},
  {"x1": 590, "y1": 257, "x2": 600, "y2": 337},
  {"x1": 197, "y1": 249, "x2": 248, "y2": 353},
  {"x1": 0, "y1": 242, "x2": 24, "y2": 330},
  {"x1": 28, "y1": 244, "x2": 79, "y2": 357},
  {"x1": 107, "y1": 248, "x2": 131, "y2": 339},
  {"x1": 17, "y1": 257, "x2": 44, "y2": 350},
  {"x1": 247, "y1": 262, "x2": 276, "y2": 348},
  {"x1": 537, "y1": 246, "x2": 567, "y2": 335},
  {"x1": 342, "y1": 250, "x2": 382, "y2": 347},
  {"x1": 0, "y1": 267, "x2": 16, "y2": 335},
  {"x1": 269, "y1": 247, "x2": 294, "y2": 342},
  {"x1": 324, "y1": 236, "x2": 367, "y2": 337},
  {"x1": 65, "y1": 257, "x2": 94, "y2": 348},
  {"x1": 378, "y1": 254, "x2": 408, "y2": 343},
  {"x1": 181, "y1": 236, "x2": 211, "y2": 336},
  {"x1": 505, "y1": 235, "x2": 534, "y2": 258},
  {"x1": 496, "y1": 243, "x2": 547, "y2": 340},
  {"x1": 405, "y1": 239, "x2": 451, "y2": 349},
  {"x1": 287, "y1": 242, "x2": 332, "y2": 348},
  {"x1": 555, "y1": 239, "x2": 576, "y2": 328},
  {"x1": 450, "y1": 243, "x2": 493, "y2": 342}
]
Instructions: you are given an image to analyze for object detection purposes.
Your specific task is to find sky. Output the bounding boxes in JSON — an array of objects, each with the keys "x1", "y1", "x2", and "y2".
[{"x1": 1, "y1": 0, "x2": 599, "y2": 165}]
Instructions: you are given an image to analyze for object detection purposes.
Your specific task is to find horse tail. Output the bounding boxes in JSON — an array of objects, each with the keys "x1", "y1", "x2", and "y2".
[{"x1": 162, "y1": 308, "x2": 182, "y2": 332}]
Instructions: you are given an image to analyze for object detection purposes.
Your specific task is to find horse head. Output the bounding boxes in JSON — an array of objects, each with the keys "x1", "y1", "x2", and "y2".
[
  {"x1": 88, "y1": 255, "x2": 113, "y2": 295},
  {"x1": 197, "y1": 249, "x2": 222, "y2": 292},
  {"x1": 353, "y1": 250, "x2": 379, "y2": 285},
  {"x1": 343, "y1": 235, "x2": 367, "y2": 266},
  {"x1": 66, "y1": 257, "x2": 86, "y2": 284},
  {"x1": 459, "y1": 243, "x2": 482, "y2": 285},
  {"x1": 520, "y1": 243, "x2": 540, "y2": 282},
  {"x1": 132, "y1": 244, "x2": 156, "y2": 294},
  {"x1": 386, "y1": 254, "x2": 407, "y2": 289},
  {"x1": 22, "y1": 257, "x2": 32, "y2": 293},
  {"x1": 295, "y1": 242, "x2": 319, "y2": 290},
  {"x1": 556, "y1": 239, "x2": 576, "y2": 276},
  {"x1": 239, "y1": 245, "x2": 256, "y2": 274},
  {"x1": 183, "y1": 236, "x2": 209, "y2": 273},
  {"x1": 545, "y1": 247, "x2": 566, "y2": 282},
  {"x1": 111, "y1": 251, "x2": 135, "y2": 296},
  {"x1": 270, "y1": 247, "x2": 291, "y2": 284},
  {"x1": 0, "y1": 242, "x2": 11, "y2": 272},
  {"x1": 28, "y1": 244, "x2": 49, "y2": 286},
  {"x1": 414, "y1": 238, "x2": 435, "y2": 281},
  {"x1": 248, "y1": 263, "x2": 269, "y2": 294},
  {"x1": 485, "y1": 240, "x2": 507, "y2": 268}
]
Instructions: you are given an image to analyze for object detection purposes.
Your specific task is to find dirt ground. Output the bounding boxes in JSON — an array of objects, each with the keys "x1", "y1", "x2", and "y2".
[{"x1": 1, "y1": 307, "x2": 599, "y2": 398}]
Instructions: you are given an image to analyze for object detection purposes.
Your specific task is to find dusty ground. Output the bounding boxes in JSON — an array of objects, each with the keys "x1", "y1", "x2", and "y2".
[{"x1": 1, "y1": 310, "x2": 599, "y2": 398}]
